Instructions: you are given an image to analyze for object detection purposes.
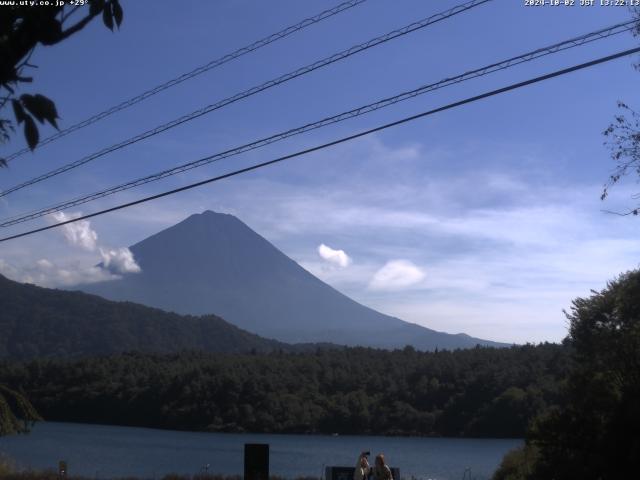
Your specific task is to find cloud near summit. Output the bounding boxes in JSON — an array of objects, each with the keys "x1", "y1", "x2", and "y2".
[
  {"x1": 100, "y1": 247, "x2": 142, "y2": 275},
  {"x1": 4, "y1": 212, "x2": 145, "y2": 286},
  {"x1": 317, "y1": 243, "x2": 351, "y2": 268},
  {"x1": 49, "y1": 212, "x2": 141, "y2": 273}
]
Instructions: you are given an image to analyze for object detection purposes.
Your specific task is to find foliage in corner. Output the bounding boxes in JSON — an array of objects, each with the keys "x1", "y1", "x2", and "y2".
[
  {"x1": 601, "y1": 8, "x2": 640, "y2": 214},
  {"x1": 602, "y1": 102, "x2": 640, "y2": 214},
  {"x1": 497, "y1": 269, "x2": 640, "y2": 479},
  {"x1": 0, "y1": 0, "x2": 124, "y2": 165},
  {"x1": 492, "y1": 445, "x2": 539, "y2": 480},
  {"x1": 0, "y1": 384, "x2": 42, "y2": 436}
]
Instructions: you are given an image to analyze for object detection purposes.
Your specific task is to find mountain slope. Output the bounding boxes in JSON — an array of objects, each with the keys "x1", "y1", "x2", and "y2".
[
  {"x1": 0, "y1": 274, "x2": 288, "y2": 359},
  {"x1": 82, "y1": 211, "x2": 507, "y2": 350}
]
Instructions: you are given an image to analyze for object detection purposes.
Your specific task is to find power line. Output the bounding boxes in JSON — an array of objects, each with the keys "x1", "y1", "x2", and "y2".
[
  {"x1": 0, "y1": 20, "x2": 634, "y2": 228},
  {"x1": 0, "y1": 0, "x2": 493, "y2": 198},
  {"x1": 2, "y1": 0, "x2": 369, "y2": 163},
  {"x1": 2, "y1": 45, "x2": 638, "y2": 244}
]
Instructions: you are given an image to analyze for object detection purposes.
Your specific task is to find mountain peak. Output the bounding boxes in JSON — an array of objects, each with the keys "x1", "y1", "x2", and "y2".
[
  {"x1": 81, "y1": 212, "x2": 507, "y2": 350},
  {"x1": 173, "y1": 210, "x2": 261, "y2": 239},
  {"x1": 129, "y1": 209, "x2": 258, "y2": 255},
  {"x1": 193, "y1": 209, "x2": 234, "y2": 220},
  {"x1": 182, "y1": 210, "x2": 241, "y2": 226}
]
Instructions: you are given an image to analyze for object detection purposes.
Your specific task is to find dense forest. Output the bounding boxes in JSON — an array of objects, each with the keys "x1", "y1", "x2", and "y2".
[{"x1": 0, "y1": 343, "x2": 567, "y2": 438}]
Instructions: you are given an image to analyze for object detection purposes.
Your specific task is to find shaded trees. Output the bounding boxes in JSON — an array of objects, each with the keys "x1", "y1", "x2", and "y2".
[
  {"x1": 496, "y1": 269, "x2": 640, "y2": 479},
  {"x1": 528, "y1": 270, "x2": 640, "y2": 479}
]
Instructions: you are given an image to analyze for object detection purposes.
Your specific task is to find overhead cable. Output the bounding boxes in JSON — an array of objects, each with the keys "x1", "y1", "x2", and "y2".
[
  {"x1": 0, "y1": 20, "x2": 634, "y2": 227},
  {"x1": 2, "y1": 0, "x2": 370, "y2": 162},
  {"x1": 2, "y1": 45, "x2": 638, "y2": 243},
  {"x1": 0, "y1": 0, "x2": 493, "y2": 197}
]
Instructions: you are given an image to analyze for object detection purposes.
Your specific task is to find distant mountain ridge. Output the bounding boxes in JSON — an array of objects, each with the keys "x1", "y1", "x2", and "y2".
[
  {"x1": 81, "y1": 211, "x2": 507, "y2": 350},
  {"x1": 0, "y1": 274, "x2": 290, "y2": 359}
]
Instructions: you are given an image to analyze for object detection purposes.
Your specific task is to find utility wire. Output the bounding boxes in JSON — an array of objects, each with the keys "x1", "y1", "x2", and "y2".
[
  {"x1": 0, "y1": 0, "x2": 493, "y2": 198},
  {"x1": 2, "y1": 46, "x2": 638, "y2": 244},
  {"x1": 0, "y1": 20, "x2": 634, "y2": 228},
  {"x1": 2, "y1": 0, "x2": 369, "y2": 163}
]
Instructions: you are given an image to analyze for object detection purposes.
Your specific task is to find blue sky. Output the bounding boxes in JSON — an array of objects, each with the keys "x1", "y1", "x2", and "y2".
[{"x1": 1, "y1": 0, "x2": 639, "y2": 343}]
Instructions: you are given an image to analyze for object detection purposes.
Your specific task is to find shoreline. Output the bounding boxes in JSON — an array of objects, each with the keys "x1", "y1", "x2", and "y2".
[{"x1": 21, "y1": 420, "x2": 525, "y2": 442}]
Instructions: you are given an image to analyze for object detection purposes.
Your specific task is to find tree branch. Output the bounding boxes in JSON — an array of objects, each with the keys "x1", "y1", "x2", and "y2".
[{"x1": 58, "y1": 10, "x2": 102, "y2": 41}]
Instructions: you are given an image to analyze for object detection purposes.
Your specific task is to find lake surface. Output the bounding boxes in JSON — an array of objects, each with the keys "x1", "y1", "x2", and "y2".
[{"x1": 0, "y1": 422, "x2": 521, "y2": 480}]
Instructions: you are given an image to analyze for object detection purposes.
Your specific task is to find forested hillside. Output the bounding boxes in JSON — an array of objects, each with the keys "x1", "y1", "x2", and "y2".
[
  {"x1": 0, "y1": 343, "x2": 567, "y2": 438},
  {"x1": 0, "y1": 274, "x2": 287, "y2": 358}
]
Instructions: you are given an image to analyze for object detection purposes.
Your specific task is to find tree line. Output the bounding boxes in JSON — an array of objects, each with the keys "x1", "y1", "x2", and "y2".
[{"x1": 0, "y1": 342, "x2": 567, "y2": 438}]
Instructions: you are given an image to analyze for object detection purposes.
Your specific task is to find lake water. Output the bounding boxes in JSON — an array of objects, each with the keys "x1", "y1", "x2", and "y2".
[{"x1": 0, "y1": 422, "x2": 521, "y2": 480}]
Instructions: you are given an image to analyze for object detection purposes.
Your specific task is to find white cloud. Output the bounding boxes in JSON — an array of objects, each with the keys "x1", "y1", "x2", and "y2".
[
  {"x1": 0, "y1": 257, "x2": 117, "y2": 287},
  {"x1": 369, "y1": 260, "x2": 426, "y2": 291},
  {"x1": 18, "y1": 211, "x2": 144, "y2": 285},
  {"x1": 51, "y1": 212, "x2": 98, "y2": 251},
  {"x1": 100, "y1": 247, "x2": 141, "y2": 275},
  {"x1": 317, "y1": 243, "x2": 351, "y2": 268}
]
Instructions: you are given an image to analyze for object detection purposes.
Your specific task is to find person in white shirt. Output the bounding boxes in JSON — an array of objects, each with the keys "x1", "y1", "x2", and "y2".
[{"x1": 354, "y1": 451, "x2": 370, "y2": 480}]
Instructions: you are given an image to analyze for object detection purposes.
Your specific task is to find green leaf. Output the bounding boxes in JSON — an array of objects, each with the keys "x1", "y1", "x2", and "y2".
[
  {"x1": 33, "y1": 94, "x2": 59, "y2": 129},
  {"x1": 112, "y1": 0, "x2": 123, "y2": 28},
  {"x1": 20, "y1": 94, "x2": 43, "y2": 123},
  {"x1": 20, "y1": 94, "x2": 59, "y2": 129},
  {"x1": 24, "y1": 115, "x2": 39, "y2": 150},
  {"x1": 103, "y1": 2, "x2": 114, "y2": 31},
  {"x1": 11, "y1": 99, "x2": 26, "y2": 124}
]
